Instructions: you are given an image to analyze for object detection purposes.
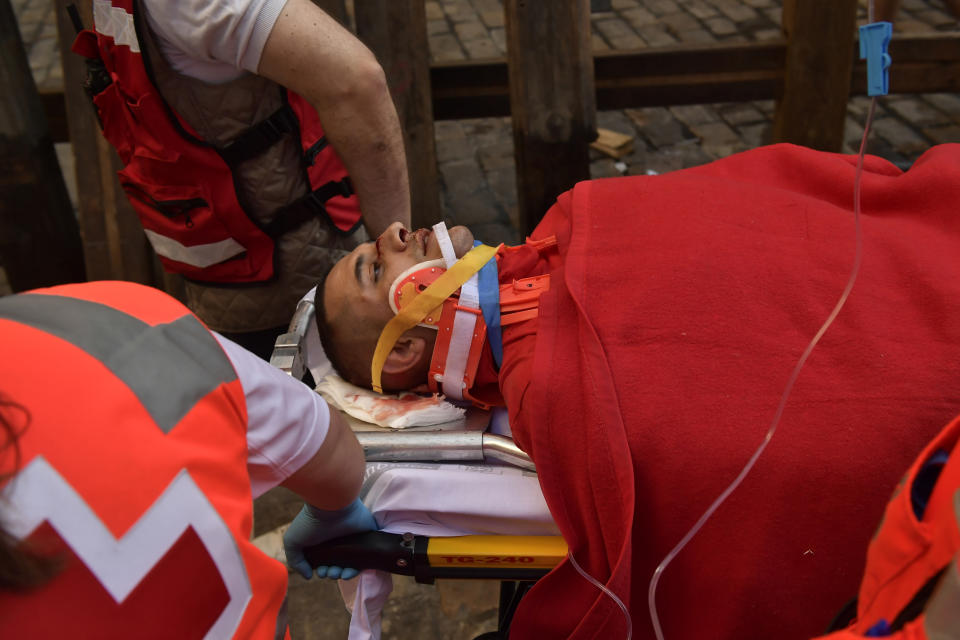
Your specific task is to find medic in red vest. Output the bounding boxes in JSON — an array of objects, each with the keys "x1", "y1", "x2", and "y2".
[
  {"x1": 70, "y1": 1, "x2": 361, "y2": 283},
  {"x1": 0, "y1": 282, "x2": 287, "y2": 638}
]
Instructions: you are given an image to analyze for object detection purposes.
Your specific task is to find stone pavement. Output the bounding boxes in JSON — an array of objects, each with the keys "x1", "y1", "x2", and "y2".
[
  {"x1": 423, "y1": 0, "x2": 960, "y2": 247},
  {"x1": 10, "y1": 0, "x2": 960, "y2": 638}
]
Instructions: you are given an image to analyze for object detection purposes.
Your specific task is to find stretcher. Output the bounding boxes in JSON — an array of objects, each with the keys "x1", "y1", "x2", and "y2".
[{"x1": 270, "y1": 294, "x2": 566, "y2": 639}]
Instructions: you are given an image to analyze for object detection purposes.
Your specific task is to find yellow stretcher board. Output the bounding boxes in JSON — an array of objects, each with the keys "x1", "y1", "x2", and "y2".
[
  {"x1": 305, "y1": 531, "x2": 566, "y2": 582},
  {"x1": 427, "y1": 536, "x2": 567, "y2": 570}
]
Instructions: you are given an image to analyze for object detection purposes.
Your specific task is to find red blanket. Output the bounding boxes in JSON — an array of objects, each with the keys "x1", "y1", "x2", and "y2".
[{"x1": 501, "y1": 144, "x2": 960, "y2": 639}]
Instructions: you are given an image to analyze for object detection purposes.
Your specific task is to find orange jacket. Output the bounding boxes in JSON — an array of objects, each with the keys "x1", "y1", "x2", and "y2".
[
  {"x1": 816, "y1": 413, "x2": 960, "y2": 640},
  {"x1": 0, "y1": 282, "x2": 288, "y2": 639}
]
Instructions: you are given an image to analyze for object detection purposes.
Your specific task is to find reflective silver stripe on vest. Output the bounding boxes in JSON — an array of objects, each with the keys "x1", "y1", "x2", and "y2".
[
  {"x1": 93, "y1": 0, "x2": 140, "y2": 53},
  {"x1": 143, "y1": 229, "x2": 246, "y2": 269},
  {"x1": 0, "y1": 293, "x2": 237, "y2": 434}
]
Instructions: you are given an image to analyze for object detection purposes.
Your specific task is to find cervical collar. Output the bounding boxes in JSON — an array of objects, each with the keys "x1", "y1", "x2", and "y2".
[
  {"x1": 370, "y1": 223, "x2": 497, "y2": 397},
  {"x1": 387, "y1": 259, "x2": 448, "y2": 328},
  {"x1": 371, "y1": 224, "x2": 553, "y2": 405}
]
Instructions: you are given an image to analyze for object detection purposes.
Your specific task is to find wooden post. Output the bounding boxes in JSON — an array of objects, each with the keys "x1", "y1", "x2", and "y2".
[
  {"x1": 355, "y1": 0, "x2": 441, "y2": 232},
  {"x1": 54, "y1": 0, "x2": 161, "y2": 289},
  {"x1": 504, "y1": 0, "x2": 595, "y2": 237},
  {"x1": 773, "y1": 0, "x2": 858, "y2": 151},
  {"x1": 54, "y1": 0, "x2": 108, "y2": 281},
  {"x1": 0, "y1": 0, "x2": 85, "y2": 291}
]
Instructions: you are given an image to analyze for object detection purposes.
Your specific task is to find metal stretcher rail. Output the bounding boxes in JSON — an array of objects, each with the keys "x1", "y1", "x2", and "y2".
[
  {"x1": 269, "y1": 298, "x2": 314, "y2": 381},
  {"x1": 357, "y1": 431, "x2": 536, "y2": 471},
  {"x1": 271, "y1": 297, "x2": 536, "y2": 471},
  {"x1": 272, "y1": 294, "x2": 558, "y2": 639}
]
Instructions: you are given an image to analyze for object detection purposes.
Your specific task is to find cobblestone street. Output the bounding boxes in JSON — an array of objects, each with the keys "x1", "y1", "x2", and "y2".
[{"x1": 419, "y1": 0, "x2": 960, "y2": 246}]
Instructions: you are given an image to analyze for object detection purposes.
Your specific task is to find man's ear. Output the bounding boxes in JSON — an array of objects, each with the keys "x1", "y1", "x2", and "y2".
[{"x1": 382, "y1": 335, "x2": 429, "y2": 375}]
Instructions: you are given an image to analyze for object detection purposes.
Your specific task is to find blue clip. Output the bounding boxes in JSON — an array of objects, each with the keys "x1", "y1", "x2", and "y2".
[
  {"x1": 865, "y1": 618, "x2": 892, "y2": 637},
  {"x1": 859, "y1": 22, "x2": 892, "y2": 96}
]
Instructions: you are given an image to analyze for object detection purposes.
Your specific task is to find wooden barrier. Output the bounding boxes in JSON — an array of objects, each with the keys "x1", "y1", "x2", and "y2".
[
  {"x1": 505, "y1": 0, "x2": 596, "y2": 236},
  {"x1": 774, "y1": 0, "x2": 859, "y2": 150},
  {"x1": 355, "y1": 0, "x2": 442, "y2": 232},
  {"x1": 1, "y1": 0, "x2": 84, "y2": 291},
  {"x1": 52, "y1": 0, "x2": 171, "y2": 297},
  {"x1": 35, "y1": 1, "x2": 960, "y2": 285},
  {"x1": 42, "y1": 34, "x2": 960, "y2": 134}
]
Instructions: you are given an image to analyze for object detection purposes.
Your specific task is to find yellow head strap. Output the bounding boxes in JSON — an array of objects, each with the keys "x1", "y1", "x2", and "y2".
[{"x1": 371, "y1": 244, "x2": 498, "y2": 393}]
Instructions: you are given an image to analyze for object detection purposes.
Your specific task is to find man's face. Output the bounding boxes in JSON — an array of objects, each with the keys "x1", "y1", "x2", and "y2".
[{"x1": 323, "y1": 222, "x2": 476, "y2": 337}]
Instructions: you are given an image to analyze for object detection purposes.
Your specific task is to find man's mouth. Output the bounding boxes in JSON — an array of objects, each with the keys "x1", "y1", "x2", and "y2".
[{"x1": 411, "y1": 228, "x2": 431, "y2": 254}]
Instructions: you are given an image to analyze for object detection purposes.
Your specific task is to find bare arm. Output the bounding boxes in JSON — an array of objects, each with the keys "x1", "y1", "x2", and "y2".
[
  {"x1": 258, "y1": 0, "x2": 411, "y2": 236},
  {"x1": 281, "y1": 407, "x2": 364, "y2": 510}
]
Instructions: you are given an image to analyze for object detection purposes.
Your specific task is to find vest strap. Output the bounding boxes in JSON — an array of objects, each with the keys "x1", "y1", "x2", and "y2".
[
  {"x1": 303, "y1": 136, "x2": 329, "y2": 166},
  {"x1": 442, "y1": 244, "x2": 483, "y2": 400},
  {"x1": 219, "y1": 104, "x2": 298, "y2": 166},
  {"x1": 477, "y1": 256, "x2": 502, "y2": 368},
  {"x1": 264, "y1": 177, "x2": 355, "y2": 238}
]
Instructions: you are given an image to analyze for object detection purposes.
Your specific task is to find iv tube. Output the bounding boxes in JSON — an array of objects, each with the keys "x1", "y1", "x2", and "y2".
[
  {"x1": 568, "y1": 550, "x2": 633, "y2": 640},
  {"x1": 646, "y1": 100, "x2": 879, "y2": 639}
]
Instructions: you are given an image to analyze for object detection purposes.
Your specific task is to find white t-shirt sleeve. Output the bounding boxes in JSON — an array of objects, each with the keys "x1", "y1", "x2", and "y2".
[
  {"x1": 140, "y1": 0, "x2": 289, "y2": 83},
  {"x1": 214, "y1": 332, "x2": 330, "y2": 499}
]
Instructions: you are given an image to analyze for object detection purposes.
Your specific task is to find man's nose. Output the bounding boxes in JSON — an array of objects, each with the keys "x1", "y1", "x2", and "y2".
[{"x1": 379, "y1": 222, "x2": 408, "y2": 253}]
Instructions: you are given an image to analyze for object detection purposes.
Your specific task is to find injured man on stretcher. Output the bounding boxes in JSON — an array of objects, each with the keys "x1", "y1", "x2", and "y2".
[{"x1": 313, "y1": 143, "x2": 960, "y2": 640}]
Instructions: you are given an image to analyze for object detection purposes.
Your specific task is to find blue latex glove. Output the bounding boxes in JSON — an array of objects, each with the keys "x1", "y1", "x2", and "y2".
[{"x1": 283, "y1": 498, "x2": 377, "y2": 580}]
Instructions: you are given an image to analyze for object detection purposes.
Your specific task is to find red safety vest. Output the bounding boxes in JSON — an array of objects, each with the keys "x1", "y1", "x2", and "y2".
[
  {"x1": 815, "y1": 414, "x2": 960, "y2": 640},
  {"x1": 71, "y1": 0, "x2": 361, "y2": 283},
  {"x1": 0, "y1": 282, "x2": 289, "y2": 639}
]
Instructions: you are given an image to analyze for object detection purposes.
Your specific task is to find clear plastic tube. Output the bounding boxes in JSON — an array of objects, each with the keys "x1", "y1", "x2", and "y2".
[
  {"x1": 647, "y1": 99, "x2": 878, "y2": 640},
  {"x1": 568, "y1": 550, "x2": 633, "y2": 640}
]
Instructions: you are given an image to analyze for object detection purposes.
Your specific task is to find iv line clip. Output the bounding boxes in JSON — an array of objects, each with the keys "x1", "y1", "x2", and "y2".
[{"x1": 859, "y1": 22, "x2": 892, "y2": 97}]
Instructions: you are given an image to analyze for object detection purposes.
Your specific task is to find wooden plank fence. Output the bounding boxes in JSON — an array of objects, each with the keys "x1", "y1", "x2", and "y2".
[
  {"x1": 22, "y1": 0, "x2": 960, "y2": 288},
  {"x1": 1, "y1": 0, "x2": 84, "y2": 291}
]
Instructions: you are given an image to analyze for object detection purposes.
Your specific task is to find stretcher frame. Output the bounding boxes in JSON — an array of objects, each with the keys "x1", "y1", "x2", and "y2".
[{"x1": 270, "y1": 298, "x2": 566, "y2": 638}]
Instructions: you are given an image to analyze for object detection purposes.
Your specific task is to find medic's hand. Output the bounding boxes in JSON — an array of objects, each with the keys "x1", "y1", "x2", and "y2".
[{"x1": 283, "y1": 499, "x2": 378, "y2": 580}]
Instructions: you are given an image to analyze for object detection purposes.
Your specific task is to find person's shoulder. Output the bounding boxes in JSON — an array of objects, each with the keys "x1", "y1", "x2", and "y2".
[{"x1": 139, "y1": 0, "x2": 276, "y2": 80}]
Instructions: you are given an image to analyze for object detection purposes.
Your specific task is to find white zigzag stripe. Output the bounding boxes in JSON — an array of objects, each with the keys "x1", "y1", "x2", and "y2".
[
  {"x1": 93, "y1": 0, "x2": 141, "y2": 53},
  {"x1": 3, "y1": 457, "x2": 251, "y2": 639}
]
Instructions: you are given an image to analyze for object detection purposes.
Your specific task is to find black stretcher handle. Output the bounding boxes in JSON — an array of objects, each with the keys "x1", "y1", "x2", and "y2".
[{"x1": 303, "y1": 531, "x2": 420, "y2": 577}]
